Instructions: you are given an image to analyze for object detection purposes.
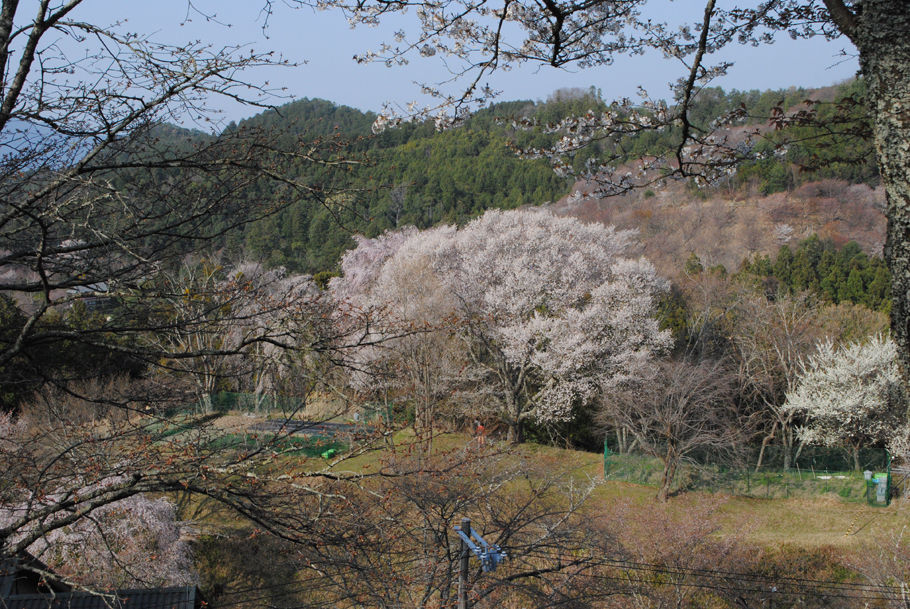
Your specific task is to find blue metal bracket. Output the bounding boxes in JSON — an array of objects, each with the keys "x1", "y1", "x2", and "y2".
[{"x1": 454, "y1": 524, "x2": 507, "y2": 572}]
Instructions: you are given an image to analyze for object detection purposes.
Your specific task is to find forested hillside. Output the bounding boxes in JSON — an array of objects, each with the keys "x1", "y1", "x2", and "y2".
[
  {"x1": 739, "y1": 235, "x2": 891, "y2": 312},
  {"x1": 222, "y1": 98, "x2": 571, "y2": 271},
  {"x1": 171, "y1": 79, "x2": 881, "y2": 274}
]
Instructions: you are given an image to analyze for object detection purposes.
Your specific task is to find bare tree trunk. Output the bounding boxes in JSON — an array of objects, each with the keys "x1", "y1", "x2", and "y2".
[
  {"x1": 506, "y1": 391, "x2": 524, "y2": 444},
  {"x1": 857, "y1": 1, "x2": 910, "y2": 383},
  {"x1": 658, "y1": 449, "x2": 678, "y2": 502},
  {"x1": 253, "y1": 366, "x2": 273, "y2": 414},
  {"x1": 616, "y1": 426, "x2": 636, "y2": 454},
  {"x1": 507, "y1": 419, "x2": 523, "y2": 444},
  {"x1": 755, "y1": 420, "x2": 778, "y2": 472},
  {"x1": 782, "y1": 426, "x2": 794, "y2": 470},
  {"x1": 199, "y1": 391, "x2": 213, "y2": 415}
]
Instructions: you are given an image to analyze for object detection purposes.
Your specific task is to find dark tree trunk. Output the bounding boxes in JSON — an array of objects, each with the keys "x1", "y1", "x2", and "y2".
[
  {"x1": 755, "y1": 420, "x2": 778, "y2": 472},
  {"x1": 658, "y1": 450, "x2": 678, "y2": 502},
  {"x1": 507, "y1": 419, "x2": 523, "y2": 444},
  {"x1": 505, "y1": 385, "x2": 525, "y2": 444},
  {"x1": 857, "y1": 1, "x2": 910, "y2": 382},
  {"x1": 782, "y1": 427, "x2": 794, "y2": 471}
]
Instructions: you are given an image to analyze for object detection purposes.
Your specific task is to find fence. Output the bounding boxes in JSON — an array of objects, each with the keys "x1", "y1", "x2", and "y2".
[
  {"x1": 603, "y1": 442, "x2": 892, "y2": 504},
  {"x1": 209, "y1": 391, "x2": 308, "y2": 413},
  {"x1": 891, "y1": 465, "x2": 910, "y2": 498},
  {"x1": 206, "y1": 432, "x2": 347, "y2": 459},
  {"x1": 168, "y1": 392, "x2": 308, "y2": 415}
]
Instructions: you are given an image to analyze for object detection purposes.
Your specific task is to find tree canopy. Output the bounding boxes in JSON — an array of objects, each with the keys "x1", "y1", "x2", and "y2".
[
  {"x1": 0, "y1": 0, "x2": 380, "y2": 590},
  {"x1": 306, "y1": 0, "x2": 910, "y2": 381},
  {"x1": 782, "y1": 335, "x2": 905, "y2": 469},
  {"x1": 332, "y1": 208, "x2": 671, "y2": 442}
]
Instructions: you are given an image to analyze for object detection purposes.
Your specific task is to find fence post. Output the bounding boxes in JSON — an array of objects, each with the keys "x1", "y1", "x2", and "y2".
[
  {"x1": 887, "y1": 449, "x2": 892, "y2": 507},
  {"x1": 603, "y1": 438, "x2": 610, "y2": 480}
]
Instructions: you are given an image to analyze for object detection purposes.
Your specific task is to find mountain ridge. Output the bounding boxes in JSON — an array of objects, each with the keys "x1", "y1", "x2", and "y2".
[{"x1": 145, "y1": 79, "x2": 878, "y2": 275}]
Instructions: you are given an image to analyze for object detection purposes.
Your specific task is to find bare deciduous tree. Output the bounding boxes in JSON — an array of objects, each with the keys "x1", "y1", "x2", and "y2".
[
  {"x1": 0, "y1": 0, "x2": 375, "y2": 590},
  {"x1": 733, "y1": 291, "x2": 822, "y2": 470},
  {"x1": 0, "y1": 0, "x2": 359, "y2": 394},
  {"x1": 281, "y1": 449, "x2": 606, "y2": 609},
  {"x1": 599, "y1": 357, "x2": 742, "y2": 501}
]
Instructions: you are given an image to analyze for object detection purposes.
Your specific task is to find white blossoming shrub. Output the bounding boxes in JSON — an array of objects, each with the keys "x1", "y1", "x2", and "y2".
[
  {"x1": 889, "y1": 430, "x2": 910, "y2": 464},
  {"x1": 330, "y1": 227, "x2": 420, "y2": 304},
  {"x1": 782, "y1": 335, "x2": 906, "y2": 466}
]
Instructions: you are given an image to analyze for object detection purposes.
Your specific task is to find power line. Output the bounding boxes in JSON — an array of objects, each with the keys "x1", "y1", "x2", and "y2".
[
  {"x1": 43, "y1": 541, "x2": 899, "y2": 609},
  {"x1": 209, "y1": 550, "x2": 908, "y2": 608},
  {"x1": 516, "y1": 549, "x2": 908, "y2": 600}
]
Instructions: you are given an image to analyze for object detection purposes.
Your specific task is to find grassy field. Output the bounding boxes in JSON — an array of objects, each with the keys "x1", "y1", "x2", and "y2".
[
  {"x1": 183, "y1": 423, "x2": 909, "y2": 608},
  {"x1": 345, "y1": 431, "x2": 909, "y2": 551},
  {"x1": 603, "y1": 452, "x2": 879, "y2": 500},
  {"x1": 183, "y1": 417, "x2": 907, "y2": 552}
]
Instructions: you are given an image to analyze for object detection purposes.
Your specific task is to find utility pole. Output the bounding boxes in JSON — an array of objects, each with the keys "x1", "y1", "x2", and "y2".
[
  {"x1": 458, "y1": 517, "x2": 471, "y2": 609},
  {"x1": 454, "y1": 517, "x2": 506, "y2": 609}
]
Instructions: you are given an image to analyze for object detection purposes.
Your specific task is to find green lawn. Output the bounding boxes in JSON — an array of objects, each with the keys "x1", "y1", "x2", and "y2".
[
  {"x1": 340, "y1": 431, "x2": 909, "y2": 550},
  {"x1": 205, "y1": 432, "x2": 347, "y2": 458},
  {"x1": 187, "y1": 428, "x2": 910, "y2": 608},
  {"x1": 180, "y1": 424, "x2": 908, "y2": 551},
  {"x1": 603, "y1": 452, "x2": 880, "y2": 501}
]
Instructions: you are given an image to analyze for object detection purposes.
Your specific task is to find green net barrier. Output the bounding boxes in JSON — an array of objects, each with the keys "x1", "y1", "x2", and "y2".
[
  {"x1": 206, "y1": 392, "x2": 307, "y2": 414},
  {"x1": 602, "y1": 443, "x2": 891, "y2": 503},
  {"x1": 206, "y1": 432, "x2": 347, "y2": 458},
  {"x1": 166, "y1": 392, "x2": 309, "y2": 415}
]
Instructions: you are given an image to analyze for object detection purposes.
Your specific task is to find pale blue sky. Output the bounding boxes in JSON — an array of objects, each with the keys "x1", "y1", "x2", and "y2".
[{"x1": 81, "y1": 1, "x2": 859, "y2": 124}]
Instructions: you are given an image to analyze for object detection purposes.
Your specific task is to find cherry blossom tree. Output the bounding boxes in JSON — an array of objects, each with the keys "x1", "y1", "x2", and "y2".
[
  {"x1": 782, "y1": 335, "x2": 906, "y2": 470},
  {"x1": 306, "y1": 0, "x2": 910, "y2": 387},
  {"x1": 334, "y1": 208, "x2": 671, "y2": 442},
  {"x1": 0, "y1": 1, "x2": 377, "y2": 591},
  {"x1": 333, "y1": 230, "x2": 464, "y2": 450},
  {"x1": 332, "y1": 229, "x2": 422, "y2": 305},
  {"x1": 451, "y1": 210, "x2": 671, "y2": 441},
  {"x1": 1, "y1": 494, "x2": 195, "y2": 590}
]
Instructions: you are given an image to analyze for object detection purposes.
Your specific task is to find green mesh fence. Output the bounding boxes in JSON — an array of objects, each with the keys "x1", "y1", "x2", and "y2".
[
  {"x1": 206, "y1": 433, "x2": 347, "y2": 458},
  {"x1": 206, "y1": 392, "x2": 306, "y2": 414},
  {"x1": 167, "y1": 392, "x2": 308, "y2": 415},
  {"x1": 603, "y1": 442, "x2": 891, "y2": 503}
]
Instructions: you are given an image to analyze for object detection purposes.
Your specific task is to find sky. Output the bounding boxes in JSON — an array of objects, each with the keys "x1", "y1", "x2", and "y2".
[{"x1": 74, "y1": 1, "x2": 860, "y2": 125}]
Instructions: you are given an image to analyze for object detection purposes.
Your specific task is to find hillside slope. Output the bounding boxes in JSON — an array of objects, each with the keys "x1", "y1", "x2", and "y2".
[
  {"x1": 553, "y1": 178, "x2": 885, "y2": 278},
  {"x1": 140, "y1": 80, "x2": 877, "y2": 274}
]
